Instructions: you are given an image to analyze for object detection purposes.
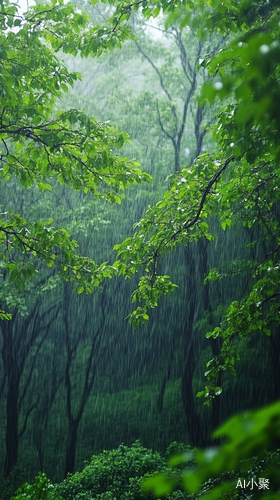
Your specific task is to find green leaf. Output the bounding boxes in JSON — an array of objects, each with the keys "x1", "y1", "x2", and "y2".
[
  {"x1": 60, "y1": 83, "x2": 68, "y2": 93},
  {"x1": 38, "y1": 182, "x2": 52, "y2": 192},
  {"x1": 143, "y1": 474, "x2": 175, "y2": 496}
]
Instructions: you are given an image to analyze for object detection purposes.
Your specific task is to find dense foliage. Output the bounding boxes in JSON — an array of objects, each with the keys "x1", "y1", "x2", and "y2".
[
  {"x1": 0, "y1": 0, "x2": 150, "y2": 304},
  {"x1": 10, "y1": 443, "x2": 181, "y2": 500},
  {"x1": 8, "y1": 442, "x2": 280, "y2": 500}
]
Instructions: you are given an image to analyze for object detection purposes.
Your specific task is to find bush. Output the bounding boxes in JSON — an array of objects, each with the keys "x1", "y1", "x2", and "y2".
[
  {"x1": 0, "y1": 467, "x2": 25, "y2": 500},
  {"x1": 54, "y1": 441, "x2": 168, "y2": 500},
  {"x1": 10, "y1": 442, "x2": 190, "y2": 500},
  {"x1": 11, "y1": 440, "x2": 280, "y2": 500},
  {"x1": 11, "y1": 472, "x2": 63, "y2": 500}
]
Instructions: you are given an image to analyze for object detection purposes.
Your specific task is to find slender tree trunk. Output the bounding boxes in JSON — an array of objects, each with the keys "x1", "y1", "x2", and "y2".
[
  {"x1": 1, "y1": 320, "x2": 18, "y2": 476},
  {"x1": 4, "y1": 367, "x2": 20, "y2": 476},
  {"x1": 181, "y1": 339, "x2": 208, "y2": 446},
  {"x1": 199, "y1": 238, "x2": 222, "y2": 434},
  {"x1": 1, "y1": 305, "x2": 55, "y2": 476},
  {"x1": 270, "y1": 328, "x2": 280, "y2": 400},
  {"x1": 63, "y1": 284, "x2": 107, "y2": 476},
  {"x1": 174, "y1": 145, "x2": 180, "y2": 172},
  {"x1": 157, "y1": 336, "x2": 176, "y2": 412},
  {"x1": 181, "y1": 245, "x2": 209, "y2": 446},
  {"x1": 65, "y1": 417, "x2": 78, "y2": 477},
  {"x1": 181, "y1": 239, "x2": 222, "y2": 446}
]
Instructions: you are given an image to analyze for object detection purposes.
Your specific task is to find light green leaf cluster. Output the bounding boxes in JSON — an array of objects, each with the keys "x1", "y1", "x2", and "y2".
[
  {"x1": 0, "y1": 309, "x2": 12, "y2": 320},
  {"x1": 114, "y1": 152, "x2": 230, "y2": 323},
  {"x1": 11, "y1": 471, "x2": 63, "y2": 500}
]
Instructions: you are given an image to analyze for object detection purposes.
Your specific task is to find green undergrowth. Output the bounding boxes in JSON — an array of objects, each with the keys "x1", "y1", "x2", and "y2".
[{"x1": 7, "y1": 441, "x2": 280, "y2": 500}]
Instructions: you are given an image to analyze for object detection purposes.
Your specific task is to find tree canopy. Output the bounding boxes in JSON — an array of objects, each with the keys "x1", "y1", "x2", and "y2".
[{"x1": 0, "y1": 0, "x2": 151, "y2": 306}]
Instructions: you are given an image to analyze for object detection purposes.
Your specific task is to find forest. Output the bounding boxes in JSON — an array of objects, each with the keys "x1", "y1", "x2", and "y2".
[{"x1": 1, "y1": 0, "x2": 280, "y2": 498}]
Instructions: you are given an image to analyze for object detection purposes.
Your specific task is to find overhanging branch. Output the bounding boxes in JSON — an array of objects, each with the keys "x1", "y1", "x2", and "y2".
[{"x1": 171, "y1": 154, "x2": 235, "y2": 240}]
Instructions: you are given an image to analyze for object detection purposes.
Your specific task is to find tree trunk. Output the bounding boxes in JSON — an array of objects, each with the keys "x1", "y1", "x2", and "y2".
[
  {"x1": 181, "y1": 338, "x2": 208, "y2": 447},
  {"x1": 64, "y1": 417, "x2": 78, "y2": 477},
  {"x1": 63, "y1": 284, "x2": 106, "y2": 476},
  {"x1": 181, "y1": 245, "x2": 209, "y2": 446},
  {"x1": 181, "y1": 239, "x2": 222, "y2": 446},
  {"x1": 270, "y1": 327, "x2": 280, "y2": 400},
  {"x1": 1, "y1": 305, "x2": 55, "y2": 477},
  {"x1": 4, "y1": 367, "x2": 20, "y2": 476},
  {"x1": 2, "y1": 320, "x2": 20, "y2": 476}
]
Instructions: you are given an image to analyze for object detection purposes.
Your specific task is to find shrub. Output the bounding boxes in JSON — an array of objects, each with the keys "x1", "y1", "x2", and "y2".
[
  {"x1": 11, "y1": 472, "x2": 63, "y2": 500},
  {"x1": 0, "y1": 466, "x2": 25, "y2": 500},
  {"x1": 54, "y1": 441, "x2": 168, "y2": 500}
]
